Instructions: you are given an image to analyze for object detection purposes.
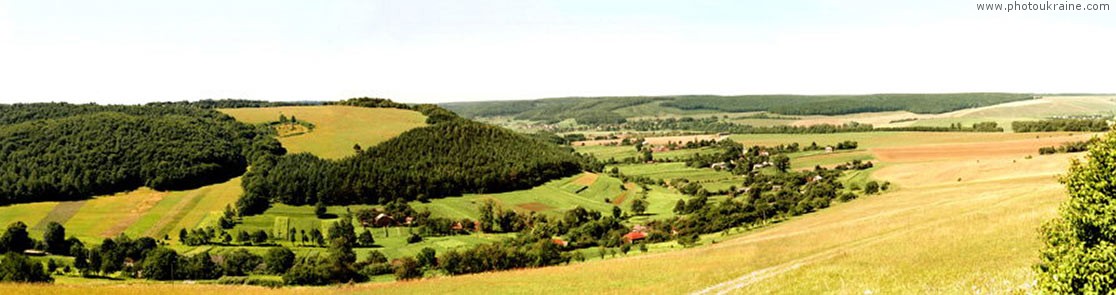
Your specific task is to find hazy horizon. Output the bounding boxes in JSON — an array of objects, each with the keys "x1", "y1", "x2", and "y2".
[{"x1": 2, "y1": 0, "x2": 1115, "y2": 104}]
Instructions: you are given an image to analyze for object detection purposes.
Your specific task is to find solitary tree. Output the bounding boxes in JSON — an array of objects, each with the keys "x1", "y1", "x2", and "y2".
[
  {"x1": 72, "y1": 246, "x2": 88, "y2": 275},
  {"x1": 357, "y1": 230, "x2": 375, "y2": 247},
  {"x1": 43, "y1": 222, "x2": 67, "y2": 255},
  {"x1": 630, "y1": 197, "x2": 648, "y2": 216},
  {"x1": 264, "y1": 246, "x2": 295, "y2": 275},
  {"x1": 772, "y1": 154, "x2": 791, "y2": 172},
  {"x1": 315, "y1": 201, "x2": 327, "y2": 218},
  {"x1": 864, "y1": 181, "x2": 880, "y2": 195},
  {"x1": 0, "y1": 221, "x2": 32, "y2": 254}
]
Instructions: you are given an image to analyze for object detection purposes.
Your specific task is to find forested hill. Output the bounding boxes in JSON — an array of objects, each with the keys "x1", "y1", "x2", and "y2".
[
  {"x1": 441, "y1": 93, "x2": 1035, "y2": 123},
  {"x1": 237, "y1": 102, "x2": 590, "y2": 215},
  {"x1": 0, "y1": 103, "x2": 284, "y2": 205}
]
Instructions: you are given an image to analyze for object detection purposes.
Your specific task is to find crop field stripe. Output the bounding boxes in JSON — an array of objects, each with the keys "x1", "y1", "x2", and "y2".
[
  {"x1": 143, "y1": 188, "x2": 207, "y2": 238},
  {"x1": 174, "y1": 177, "x2": 243, "y2": 232},
  {"x1": 31, "y1": 200, "x2": 85, "y2": 231},
  {"x1": 99, "y1": 192, "x2": 164, "y2": 238}
]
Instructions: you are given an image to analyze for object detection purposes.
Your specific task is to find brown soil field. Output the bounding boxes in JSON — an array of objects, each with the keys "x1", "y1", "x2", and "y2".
[
  {"x1": 572, "y1": 172, "x2": 600, "y2": 186},
  {"x1": 611, "y1": 183, "x2": 636, "y2": 205}
]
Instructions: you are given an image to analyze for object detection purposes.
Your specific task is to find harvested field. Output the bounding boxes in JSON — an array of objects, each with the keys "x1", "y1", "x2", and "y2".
[
  {"x1": 572, "y1": 173, "x2": 600, "y2": 186},
  {"x1": 220, "y1": 106, "x2": 427, "y2": 159},
  {"x1": 31, "y1": 200, "x2": 85, "y2": 231},
  {"x1": 101, "y1": 192, "x2": 163, "y2": 237},
  {"x1": 63, "y1": 188, "x2": 167, "y2": 240},
  {"x1": 871, "y1": 133, "x2": 1097, "y2": 162}
]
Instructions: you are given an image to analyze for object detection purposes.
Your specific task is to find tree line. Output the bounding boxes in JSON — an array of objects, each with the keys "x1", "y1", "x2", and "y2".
[
  {"x1": 1012, "y1": 119, "x2": 1110, "y2": 132},
  {"x1": 559, "y1": 116, "x2": 1006, "y2": 134}
]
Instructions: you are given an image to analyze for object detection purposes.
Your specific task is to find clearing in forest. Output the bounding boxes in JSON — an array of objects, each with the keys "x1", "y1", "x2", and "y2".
[{"x1": 220, "y1": 105, "x2": 427, "y2": 159}]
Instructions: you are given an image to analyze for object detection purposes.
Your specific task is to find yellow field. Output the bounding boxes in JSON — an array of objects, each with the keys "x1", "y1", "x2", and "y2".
[{"x1": 220, "y1": 105, "x2": 427, "y2": 159}]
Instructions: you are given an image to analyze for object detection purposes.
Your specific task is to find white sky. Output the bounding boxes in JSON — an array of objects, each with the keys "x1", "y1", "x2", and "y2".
[{"x1": 1, "y1": 0, "x2": 1115, "y2": 104}]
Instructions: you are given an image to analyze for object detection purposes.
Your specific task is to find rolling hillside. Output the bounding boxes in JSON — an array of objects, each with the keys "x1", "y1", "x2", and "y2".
[
  {"x1": 219, "y1": 105, "x2": 428, "y2": 159},
  {"x1": 350, "y1": 132, "x2": 1094, "y2": 294},
  {"x1": 0, "y1": 104, "x2": 430, "y2": 245}
]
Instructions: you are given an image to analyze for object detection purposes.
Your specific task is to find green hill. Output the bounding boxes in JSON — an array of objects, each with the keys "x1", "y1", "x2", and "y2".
[
  {"x1": 238, "y1": 118, "x2": 588, "y2": 213},
  {"x1": 0, "y1": 103, "x2": 282, "y2": 205}
]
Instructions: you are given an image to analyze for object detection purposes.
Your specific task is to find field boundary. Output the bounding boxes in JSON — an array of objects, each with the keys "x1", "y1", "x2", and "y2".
[{"x1": 143, "y1": 190, "x2": 207, "y2": 238}]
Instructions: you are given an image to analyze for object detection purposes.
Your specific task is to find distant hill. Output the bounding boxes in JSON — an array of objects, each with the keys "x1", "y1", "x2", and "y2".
[{"x1": 441, "y1": 93, "x2": 1036, "y2": 124}]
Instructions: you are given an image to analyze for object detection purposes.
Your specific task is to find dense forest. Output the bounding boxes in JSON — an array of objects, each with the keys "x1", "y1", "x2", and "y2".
[
  {"x1": 237, "y1": 102, "x2": 590, "y2": 215},
  {"x1": 146, "y1": 99, "x2": 321, "y2": 109},
  {"x1": 1012, "y1": 119, "x2": 1110, "y2": 132},
  {"x1": 441, "y1": 93, "x2": 1035, "y2": 123},
  {"x1": 0, "y1": 103, "x2": 283, "y2": 204}
]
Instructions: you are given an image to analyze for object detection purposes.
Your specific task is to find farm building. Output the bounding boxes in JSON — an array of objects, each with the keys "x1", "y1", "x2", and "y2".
[
  {"x1": 374, "y1": 213, "x2": 395, "y2": 227},
  {"x1": 623, "y1": 231, "x2": 648, "y2": 243},
  {"x1": 552, "y1": 238, "x2": 569, "y2": 247}
]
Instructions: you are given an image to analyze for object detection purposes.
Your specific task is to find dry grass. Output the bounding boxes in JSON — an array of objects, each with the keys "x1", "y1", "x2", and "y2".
[
  {"x1": 62, "y1": 188, "x2": 167, "y2": 240},
  {"x1": 571, "y1": 172, "x2": 600, "y2": 186},
  {"x1": 220, "y1": 106, "x2": 427, "y2": 159}
]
